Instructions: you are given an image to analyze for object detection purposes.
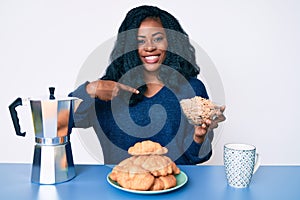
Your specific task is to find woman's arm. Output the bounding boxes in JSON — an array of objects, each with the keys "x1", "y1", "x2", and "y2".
[
  {"x1": 69, "y1": 80, "x2": 139, "y2": 128},
  {"x1": 177, "y1": 78, "x2": 226, "y2": 164},
  {"x1": 176, "y1": 127, "x2": 214, "y2": 165},
  {"x1": 69, "y1": 82, "x2": 96, "y2": 128}
]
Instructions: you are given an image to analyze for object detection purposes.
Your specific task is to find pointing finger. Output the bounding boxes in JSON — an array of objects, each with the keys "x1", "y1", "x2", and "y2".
[{"x1": 118, "y1": 83, "x2": 140, "y2": 94}]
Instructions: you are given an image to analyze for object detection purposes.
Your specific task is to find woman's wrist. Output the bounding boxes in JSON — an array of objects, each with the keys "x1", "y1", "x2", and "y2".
[
  {"x1": 86, "y1": 81, "x2": 97, "y2": 98},
  {"x1": 193, "y1": 135, "x2": 205, "y2": 144}
]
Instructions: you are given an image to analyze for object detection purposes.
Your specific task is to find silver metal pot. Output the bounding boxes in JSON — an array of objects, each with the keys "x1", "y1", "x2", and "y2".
[{"x1": 9, "y1": 87, "x2": 81, "y2": 184}]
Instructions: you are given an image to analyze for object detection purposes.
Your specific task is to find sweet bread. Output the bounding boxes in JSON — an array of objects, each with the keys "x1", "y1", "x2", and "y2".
[
  {"x1": 128, "y1": 140, "x2": 168, "y2": 155},
  {"x1": 180, "y1": 96, "x2": 219, "y2": 125},
  {"x1": 150, "y1": 175, "x2": 177, "y2": 191},
  {"x1": 142, "y1": 155, "x2": 174, "y2": 177},
  {"x1": 109, "y1": 141, "x2": 180, "y2": 191},
  {"x1": 117, "y1": 170, "x2": 155, "y2": 191}
]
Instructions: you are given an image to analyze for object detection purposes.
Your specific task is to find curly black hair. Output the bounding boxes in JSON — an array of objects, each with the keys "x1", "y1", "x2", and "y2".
[{"x1": 101, "y1": 5, "x2": 200, "y2": 105}]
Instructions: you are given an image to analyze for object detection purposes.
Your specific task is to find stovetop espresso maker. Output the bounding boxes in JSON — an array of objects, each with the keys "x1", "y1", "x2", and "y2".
[{"x1": 9, "y1": 87, "x2": 81, "y2": 184}]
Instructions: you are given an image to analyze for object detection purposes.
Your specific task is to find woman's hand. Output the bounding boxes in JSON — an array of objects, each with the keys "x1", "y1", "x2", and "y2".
[
  {"x1": 57, "y1": 109, "x2": 70, "y2": 137},
  {"x1": 193, "y1": 106, "x2": 226, "y2": 143},
  {"x1": 86, "y1": 80, "x2": 139, "y2": 101}
]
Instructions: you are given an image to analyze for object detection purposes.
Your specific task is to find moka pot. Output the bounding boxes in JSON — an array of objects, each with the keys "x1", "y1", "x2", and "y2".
[{"x1": 9, "y1": 87, "x2": 81, "y2": 184}]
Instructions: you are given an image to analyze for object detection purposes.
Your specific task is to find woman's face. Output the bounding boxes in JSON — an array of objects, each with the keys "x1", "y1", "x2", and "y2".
[{"x1": 137, "y1": 18, "x2": 168, "y2": 73}]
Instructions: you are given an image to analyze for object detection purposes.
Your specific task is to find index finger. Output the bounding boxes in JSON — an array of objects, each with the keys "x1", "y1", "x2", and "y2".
[
  {"x1": 220, "y1": 105, "x2": 226, "y2": 112},
  {"x1": 118, "y1": 83, "x2": 140, "y2": 94}
]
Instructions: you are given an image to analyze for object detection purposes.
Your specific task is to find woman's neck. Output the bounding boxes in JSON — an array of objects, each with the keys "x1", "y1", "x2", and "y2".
[
  {"x1": 143, "y1": 72, "x2": 164, "y2": 97},
  {"x1": 144, "y1": 82, "x2": 164, "y2": 97}
]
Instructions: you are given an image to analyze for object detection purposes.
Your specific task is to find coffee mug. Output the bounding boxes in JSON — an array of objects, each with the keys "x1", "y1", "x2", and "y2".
[{"x1": 224, "y1": 143, "x2": 260, "y2": 188}]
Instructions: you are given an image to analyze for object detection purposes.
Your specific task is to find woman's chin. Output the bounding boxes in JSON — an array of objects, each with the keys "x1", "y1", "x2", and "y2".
[{"x1": 143, "y1": 63, "x2": 161, "y2": 72}]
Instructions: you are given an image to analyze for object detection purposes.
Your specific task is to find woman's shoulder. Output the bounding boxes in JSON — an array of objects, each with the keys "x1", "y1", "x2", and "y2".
[
  {"x1": 181, "y1": 77, "x2": 209, "y2": 99},
  {"x1": 188, "y1": 77, "x2": 205, "y2": 87}
]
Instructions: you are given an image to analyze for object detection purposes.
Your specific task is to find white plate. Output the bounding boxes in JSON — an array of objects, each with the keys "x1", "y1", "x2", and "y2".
[{"x1": 107, "y1": 171, "x2": 188, "y2": 194}]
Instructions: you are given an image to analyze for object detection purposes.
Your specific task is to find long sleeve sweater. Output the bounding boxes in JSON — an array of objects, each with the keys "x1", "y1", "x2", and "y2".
[{"x1": 70, "y1": 77, "x2": 213, "y2": 165}]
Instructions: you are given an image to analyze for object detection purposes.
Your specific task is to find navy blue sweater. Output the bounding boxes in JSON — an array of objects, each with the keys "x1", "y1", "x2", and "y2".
[{"x1": 70, "y1": 77, "x2": 213, "y2": 164}]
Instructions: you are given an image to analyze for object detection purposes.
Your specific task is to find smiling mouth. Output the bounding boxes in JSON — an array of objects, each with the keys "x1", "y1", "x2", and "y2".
[{"x1": 144, "y1": 55, "x2": 160, "y2": 64}]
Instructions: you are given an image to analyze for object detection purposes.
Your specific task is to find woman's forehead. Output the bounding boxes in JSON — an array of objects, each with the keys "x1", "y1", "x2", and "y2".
[{"x1": 138, "y1": 18, "x2": 165, "y2": 36}]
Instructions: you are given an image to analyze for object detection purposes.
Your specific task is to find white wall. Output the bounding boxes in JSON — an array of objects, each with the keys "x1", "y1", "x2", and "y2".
[{"x1": 1, "y1": 0, "x2": 299, "y2": 165}]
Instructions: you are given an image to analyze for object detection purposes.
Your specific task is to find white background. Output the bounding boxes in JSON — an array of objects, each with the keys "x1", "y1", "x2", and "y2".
[{"x1": 1, "y1": 0, "x2": 299, "y2": 165}]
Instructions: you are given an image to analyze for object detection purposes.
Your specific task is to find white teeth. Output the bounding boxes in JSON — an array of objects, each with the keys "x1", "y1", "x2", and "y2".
[{"x1": 145, "y1": 56, "x2": 158, "y2": 61}]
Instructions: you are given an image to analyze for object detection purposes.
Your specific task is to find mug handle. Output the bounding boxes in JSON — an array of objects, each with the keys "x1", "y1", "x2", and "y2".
[{"x1": 253, "y1": 153, "x2": 261, "y2": 174}]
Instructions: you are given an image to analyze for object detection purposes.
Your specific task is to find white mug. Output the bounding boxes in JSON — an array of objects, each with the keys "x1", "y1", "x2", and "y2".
[{"x1": 223, "y1": 143, "x2": 260, "y2": 188}]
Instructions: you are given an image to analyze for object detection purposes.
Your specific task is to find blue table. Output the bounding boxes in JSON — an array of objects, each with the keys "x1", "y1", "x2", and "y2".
[{"x1": 0, "y1": 164, "x2": 299, "y2": 200}]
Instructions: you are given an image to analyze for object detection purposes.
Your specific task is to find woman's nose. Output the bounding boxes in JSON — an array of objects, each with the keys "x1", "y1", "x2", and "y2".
[{"x1": 144, "y1": 41, "x2": 157, "y2": 51}]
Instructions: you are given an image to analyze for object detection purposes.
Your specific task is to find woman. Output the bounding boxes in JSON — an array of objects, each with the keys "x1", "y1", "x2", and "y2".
[{"x1": 70, "y1": 5, "x2": 225, "y2": 164}]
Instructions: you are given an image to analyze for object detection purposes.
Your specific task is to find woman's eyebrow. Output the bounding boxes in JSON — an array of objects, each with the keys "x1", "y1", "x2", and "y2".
[
  {"x1": 137, "y1": 31, "x2": 164, "y2": 38},
  {"x1": 152, "y1": 32, "x2": 164, "y2": 37}
]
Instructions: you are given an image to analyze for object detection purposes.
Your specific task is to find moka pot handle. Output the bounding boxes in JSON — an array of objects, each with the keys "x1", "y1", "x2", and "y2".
[{"x1": 8, "y1": 97, "x2": 26, "y2": 137}]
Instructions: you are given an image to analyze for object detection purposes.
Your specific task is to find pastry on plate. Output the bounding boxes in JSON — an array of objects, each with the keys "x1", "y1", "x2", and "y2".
[
  {"x1": 128, "y1": 140, "x2": 168, "y2": 155},
  {"x1": 109, "y1": 140, "x2": 180, "y2": 191}
]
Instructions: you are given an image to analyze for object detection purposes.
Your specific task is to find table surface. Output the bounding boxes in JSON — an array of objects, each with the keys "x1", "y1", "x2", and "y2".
[{"x1": 0, "y1": 164, "x2": 299, "y2": 200}]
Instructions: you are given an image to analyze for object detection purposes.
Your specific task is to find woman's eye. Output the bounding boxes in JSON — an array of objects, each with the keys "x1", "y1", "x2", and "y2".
[
  {"x1": 153, "y1": 37, "x2": 163, "y2": 43},
  {"x1": 137, "y1": 39, "x2": 145, "y2": 45}
]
